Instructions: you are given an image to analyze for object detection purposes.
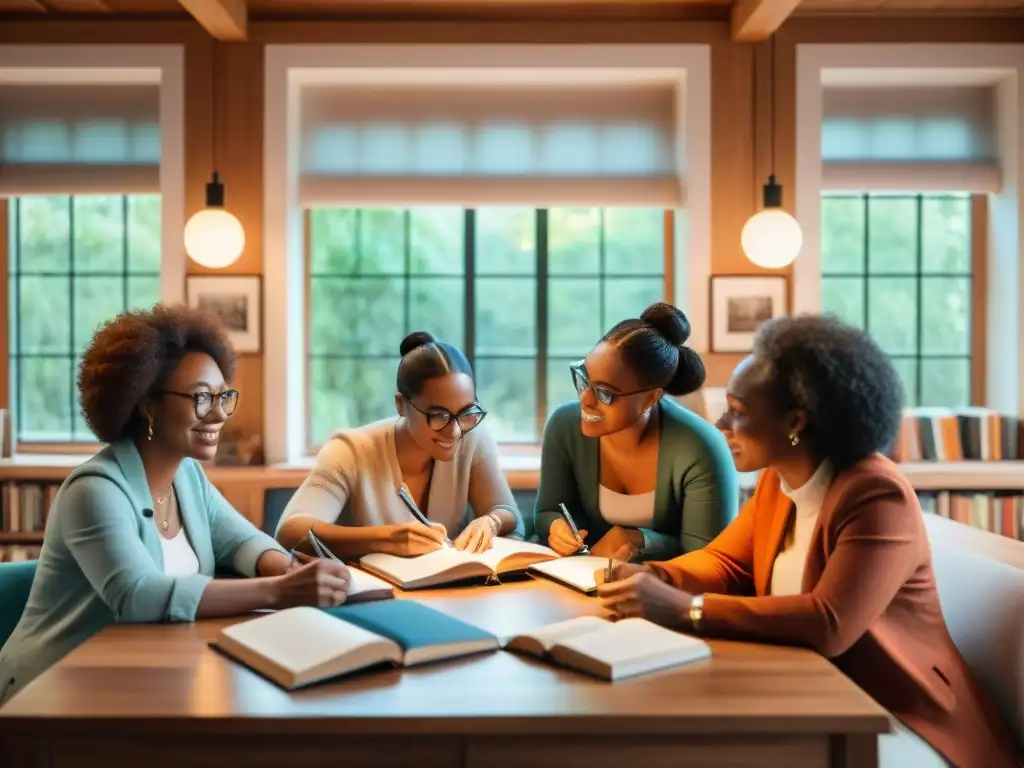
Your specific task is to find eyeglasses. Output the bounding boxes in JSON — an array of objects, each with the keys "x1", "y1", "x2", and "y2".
[
  {"x1": 569, "y1": 361, "x2": 649, "y2": 406},
  {"x1": 404, "y1": 397, "x2": 487, "y2": 433},
  {"x1": 158, "y1": 389, "x2": 239, "y2": 419}
]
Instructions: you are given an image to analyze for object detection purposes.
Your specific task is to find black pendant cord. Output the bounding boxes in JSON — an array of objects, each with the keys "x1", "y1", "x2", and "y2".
[
  {"x1": 206, "y1": 42, "x2": 224, "y2": 207},
  {"x1": 762, "y1": 34, "x2": 781, "y2": 209}
]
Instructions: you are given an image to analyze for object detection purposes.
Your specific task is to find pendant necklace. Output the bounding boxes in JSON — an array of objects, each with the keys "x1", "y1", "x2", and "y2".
[{"x1": 154, "y1": 489, "x2": 172, "y2": 530}]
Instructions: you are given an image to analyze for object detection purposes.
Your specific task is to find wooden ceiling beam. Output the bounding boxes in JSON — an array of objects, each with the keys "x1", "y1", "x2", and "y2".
[
  {"x1": 177, "y1": 0, "x2": 247, "y2": 41},
  {"x1": 731, "y1": 0, "x2": 801, "y2": 41}
]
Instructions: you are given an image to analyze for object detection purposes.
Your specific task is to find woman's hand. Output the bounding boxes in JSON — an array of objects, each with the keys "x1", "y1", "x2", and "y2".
[
  {"x1": 590, "y1": 526, "x2": 644, "y2": 558},
  {"x1": 271, "y1": 558, "x2": 351, "y2": 609},
  {"x1": 596, "y1": 570, "x2": 695, "y2": 629},
  {"x1": 376, "y1": 521, "x2": 448, "y2": 557},
  {"x1": 547, "y1": 518, "x2": 588, "y2": 556},
  {"x1": 453, "y1": 515, "x2": 498, "y2": 553}
]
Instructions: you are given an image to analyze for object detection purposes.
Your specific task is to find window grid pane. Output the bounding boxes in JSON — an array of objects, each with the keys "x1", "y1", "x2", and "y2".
[
  {"x1": 307, "y1": 206, "x2": 667, "y2": 447},
  {"x1": 820, "y1": 193, "x2": 972, "y2": 408},
  {"x1": 9, "y1": 194, "x2": 161, "y2": 444}
]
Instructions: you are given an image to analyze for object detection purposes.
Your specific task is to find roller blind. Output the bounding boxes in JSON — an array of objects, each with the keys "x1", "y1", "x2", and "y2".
[
  {"x1": 0, "y1": 83, "x2": 160, "y2": 196},
  {"x1": 299, "y1": 83, "x2": 683, "y2": 206},
  {"x1": 821, "y1": 85, "x2": 999, "y2": 193}
]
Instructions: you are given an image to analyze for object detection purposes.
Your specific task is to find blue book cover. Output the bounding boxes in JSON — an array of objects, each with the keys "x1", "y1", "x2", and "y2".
[{"x1": 323, "y1": 600, "x2": 499, "y2": 665}]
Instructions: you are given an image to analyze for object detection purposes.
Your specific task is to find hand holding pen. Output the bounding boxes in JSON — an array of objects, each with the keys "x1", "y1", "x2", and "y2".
[
  {"x1": 547, "y1": 503, "x2": 590, "y2": 556},
  {"x1": 393, "y1": 485, "x2": 451, "y2": 552}
]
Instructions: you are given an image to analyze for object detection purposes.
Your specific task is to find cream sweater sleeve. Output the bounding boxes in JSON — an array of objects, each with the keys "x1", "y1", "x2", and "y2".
[{"x1": 274, "y1": 437, "x2": 355, "y2": 535}]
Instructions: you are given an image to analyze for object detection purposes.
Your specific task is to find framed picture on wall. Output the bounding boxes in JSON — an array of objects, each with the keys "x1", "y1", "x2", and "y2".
[
  {"x1": 186, "y1": 275, "x2": 261, "y2": 354},
  {"x1": 710, "y1": 275, "x2": 787, "y2": 353}
]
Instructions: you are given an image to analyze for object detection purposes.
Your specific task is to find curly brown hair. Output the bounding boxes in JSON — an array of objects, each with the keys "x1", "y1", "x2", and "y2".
[{"x1": 77, "y1": 304, "x2": 237, "y2": 443}]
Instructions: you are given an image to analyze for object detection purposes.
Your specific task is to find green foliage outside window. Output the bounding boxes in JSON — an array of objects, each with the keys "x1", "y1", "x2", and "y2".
[
  {"x1": 308, "y1": 207, "x2": 667, "y2": 445},
  {"x1": 9, "y1": 195, "x2": 162, "y2": 443},
  {"x1": 821, "y1": 193, "x2": 972, "y2": 408}
]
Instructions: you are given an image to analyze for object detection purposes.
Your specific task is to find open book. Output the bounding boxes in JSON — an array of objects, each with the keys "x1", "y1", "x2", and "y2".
[
  {"x1": 505, "y1": 615, "x2": 711, "y2": 681},
  {"x1": 212, "y1": 599, "x2": 499, "y2": 690},
  {"x1": 528, "y1": 555, "x2": 611, "y2": 594},
  {"x1": 346, "y1": 568, "x2": 396, "y2": 603},
  {"x1": 358, "y1": 536, "x2": 559, "y2": 589}
]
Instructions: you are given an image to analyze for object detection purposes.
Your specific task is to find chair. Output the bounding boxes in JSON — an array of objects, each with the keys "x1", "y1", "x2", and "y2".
[
  {"x1": 262, "y1": 487, "x2": 299, "y2": 536},
  {"x1": 0, "y1": 560, "x2": 36, "y2": 652}
]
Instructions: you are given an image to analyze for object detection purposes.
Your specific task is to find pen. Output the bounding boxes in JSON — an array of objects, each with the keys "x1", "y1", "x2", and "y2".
[
  {"x1": 557, "y1": 503, "x2": 589, "y2": 555},
  {"x1": 605, "y1": 557, "x2": 613, "y2": 583},
  {"x1": 398, "y1": 485, "x2": 452, "y2": 546}
]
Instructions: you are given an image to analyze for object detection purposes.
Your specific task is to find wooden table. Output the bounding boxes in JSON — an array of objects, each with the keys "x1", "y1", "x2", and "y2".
[{"x1": 0, "y1": 577, "x2": 889, "y2": 768}]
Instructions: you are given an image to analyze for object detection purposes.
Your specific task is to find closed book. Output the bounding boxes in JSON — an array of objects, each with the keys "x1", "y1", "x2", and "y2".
[
  {"x1": 358, "y1": 536, "x2": 558, "y2": 589},
  {"x1": 505, "y1": 615, "x2": 711, "y2": 681},
  {"x1": 212, "y1": 599, "x2": 499, "y2": 690}
]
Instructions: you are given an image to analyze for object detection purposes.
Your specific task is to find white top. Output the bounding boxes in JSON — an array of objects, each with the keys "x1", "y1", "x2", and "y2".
[
  {"x1": 160, "y1": 529, "x2": 200, "y2": 576},
  {"x1": 598, "y1": 485, "x2": 656, "y2": 529},
  {"x1": 769, "y1": 461, "x2": 834, "y2": 597},
  {"x1": 276, "y1": 418, "x2": 521, "y2": 540}
]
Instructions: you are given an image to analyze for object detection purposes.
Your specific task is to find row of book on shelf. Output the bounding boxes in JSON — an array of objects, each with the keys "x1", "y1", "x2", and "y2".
[
  {"x1": 1, "y1": 480, "x2": 58, "y2": 562},
  {"x1": 891, "y1": 406, "x2": 1021, "y2": 462}
]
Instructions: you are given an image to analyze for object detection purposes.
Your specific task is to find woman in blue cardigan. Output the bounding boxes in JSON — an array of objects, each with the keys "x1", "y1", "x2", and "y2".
[
  {"x1": 0, "y1": 305, "x2": 349, "y2": 705},
  {"x1": 535, "y1": 302, "x2": 739, "y2": 562}
]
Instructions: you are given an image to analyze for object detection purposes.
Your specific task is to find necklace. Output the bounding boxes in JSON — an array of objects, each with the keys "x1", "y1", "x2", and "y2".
[{"x1": 153, "y1": 487, "x2": 173, "y2": 531}]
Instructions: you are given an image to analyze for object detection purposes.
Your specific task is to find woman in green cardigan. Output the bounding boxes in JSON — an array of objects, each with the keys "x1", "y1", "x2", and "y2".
[{"x1": 535, "y1": 302, "x2": 739, "y2": 561}]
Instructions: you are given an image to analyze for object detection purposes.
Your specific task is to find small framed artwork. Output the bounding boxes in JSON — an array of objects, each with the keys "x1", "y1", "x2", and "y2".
[
  {"x1": 186, "y1": 275, "x2": 261, "y2": 354},
  {"x1": 710, "y1": 275, "x2": 787, "y2": 353}
]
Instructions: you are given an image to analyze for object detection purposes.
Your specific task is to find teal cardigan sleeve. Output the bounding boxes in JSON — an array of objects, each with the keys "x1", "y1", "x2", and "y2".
[
  {"x1": 534, "y1": 404, "x2": 609, "y2": 546},
  {"x1": 639, "y1": 408, "x2": 739, "y2": 560},
  {"x1": 59, "y1": 476, "x2": 211, "y2": 623},
  {"x1": 199, "y1": 467, "x2": 286, "y2": 576}
]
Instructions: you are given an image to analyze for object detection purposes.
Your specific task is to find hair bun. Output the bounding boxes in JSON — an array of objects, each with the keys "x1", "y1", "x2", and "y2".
[
  {"x1": 664, "y1": 346, "x2": 706, "y2": 396},
  {"x1": 399, "y1": 331, "x2": 437, "y2": 357},
  {"x1": 641, "y1": 302, "x2": 691, "y2": 346}
]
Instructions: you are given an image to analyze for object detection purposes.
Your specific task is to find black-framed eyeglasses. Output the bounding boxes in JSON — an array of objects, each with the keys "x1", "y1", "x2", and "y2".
[
  {"x1": 404, "y1": 397, "x2": 487, "y2": 433},
  {"x1": 158, "y1": 389, "x2": 239, "y2": 419},
  {"x1": 569, "y1": 361, "x2": 649, "y2": 406}
]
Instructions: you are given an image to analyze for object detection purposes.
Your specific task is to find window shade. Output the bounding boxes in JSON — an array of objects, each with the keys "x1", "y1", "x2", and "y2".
[
  {"x1": 299, "y1": 83, "x2": 682, "y2": 206},
  {"x1": 821, "y1": 85, "x2": 1000, "y2": 193},
  {"x1": 0, "y1": 84, "x2": 160, "y2": 196}
]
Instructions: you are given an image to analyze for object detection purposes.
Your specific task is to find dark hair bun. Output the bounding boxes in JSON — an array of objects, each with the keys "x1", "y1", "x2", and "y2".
[
  {"x1": 664, "y1": 346, "x2": 706, "y2": 396},
  {"x1": 399, "y1": 331, "x2": 437, "y2": 357},
  {"x1": 641, "y1": 302, "x2": 691, "y2": 346}
]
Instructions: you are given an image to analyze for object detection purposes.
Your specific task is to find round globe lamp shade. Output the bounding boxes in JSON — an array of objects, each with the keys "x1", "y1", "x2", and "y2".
[
  {"x1": 184, "y1": 207, "x2": 245, "y2": 269},
  {"x1": 740, "y1": 208, "x2": 803, "y2": 269}
]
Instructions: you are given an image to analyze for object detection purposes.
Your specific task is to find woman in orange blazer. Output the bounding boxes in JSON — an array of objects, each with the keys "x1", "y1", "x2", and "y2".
[{"x1": 597, "y1": 314, "x2": 1020, "y2": 768}]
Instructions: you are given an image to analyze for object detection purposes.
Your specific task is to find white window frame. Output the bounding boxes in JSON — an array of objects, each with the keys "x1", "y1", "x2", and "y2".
[
  {"x1": 794, "y1": 44, "x2": 1024, "y2": 417},
  {"x1": 0, "y1": 44, "x2": 187, "y2": 451},
  {"x1": 263, "y1": 43, "x2": 712, "y2": 466}
]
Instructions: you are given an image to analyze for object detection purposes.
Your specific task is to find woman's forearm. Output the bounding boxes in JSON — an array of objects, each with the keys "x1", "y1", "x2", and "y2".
[
  {"x1": 487, "y1": 506, "x2": 522, "y2": 538},
  {"x1": 277, "y1": 516, "x2": 389, "y2": 560},
  {"x1": 196, "y1": 576, "x2": 280, "y2": 618}
]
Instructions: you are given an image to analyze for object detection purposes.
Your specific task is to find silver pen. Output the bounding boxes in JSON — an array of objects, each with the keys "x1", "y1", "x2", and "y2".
[
  {"x1": 557, "y1": 503, "x2": 589, "y2": 555},
  {"x1": 398, "y1": 485, "x2": 452, "y2": 545}
]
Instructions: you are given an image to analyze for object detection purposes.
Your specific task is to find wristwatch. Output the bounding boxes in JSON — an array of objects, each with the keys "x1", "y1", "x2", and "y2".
[{"x1": 689, "y1": 594, "x2": 706, "y2": 631}]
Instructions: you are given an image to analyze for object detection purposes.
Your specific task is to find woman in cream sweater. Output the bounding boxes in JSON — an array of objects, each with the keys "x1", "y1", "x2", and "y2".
[{"x1": 275, "y1": 332, "x2": 524, "y2": 559}]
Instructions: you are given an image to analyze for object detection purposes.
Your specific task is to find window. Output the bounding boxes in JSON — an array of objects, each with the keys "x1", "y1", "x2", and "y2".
[
  {"x1": 8, "y1": 194, "x2": 162, "y2": 444},
  {"x1": 307, "y1": 206, "x2": 669, "y2": 447},
  {"x1": 820, "y1": 193, "x2": 974, "y2": 407}
]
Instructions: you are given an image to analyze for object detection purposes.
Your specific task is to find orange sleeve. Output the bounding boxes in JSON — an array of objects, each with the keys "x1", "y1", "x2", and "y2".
[
  {"x1": 699, "y1": 475, "x2": 922, "y2": 658},
  {"x1": 645, "y1": 474, "x2": 761, "y2": 596}
]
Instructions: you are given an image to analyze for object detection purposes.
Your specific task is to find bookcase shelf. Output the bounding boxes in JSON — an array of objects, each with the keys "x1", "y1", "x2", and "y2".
[{"x1": 739, "y1": 461, "x2": 1024, "y2": 492}]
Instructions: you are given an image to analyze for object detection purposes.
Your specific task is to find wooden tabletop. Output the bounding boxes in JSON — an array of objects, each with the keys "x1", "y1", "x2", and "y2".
[{"x1": 0, "y1": 576, "x2": 889, "y2": 739}]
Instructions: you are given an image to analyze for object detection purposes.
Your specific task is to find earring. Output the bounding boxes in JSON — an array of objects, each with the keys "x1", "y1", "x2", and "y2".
[
  {"x1": 147, "y1": 416, "x2": 154, "y2": 442},
  {"x1": 789, "y1": 432, "x2": 800, "y2": 447}
]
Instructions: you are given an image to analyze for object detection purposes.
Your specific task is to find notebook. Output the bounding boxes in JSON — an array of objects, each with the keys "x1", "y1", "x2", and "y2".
[
  {"x1": 504, "y1": 615, "x2": 711, "y2": 681},
  {"x1": 212, "y1": 599, "x2": 499, "y2": 690},
  {"x1": 358, "y1": 536, "x2": 559, "y2": 589},
  {"x1": 528, "y1": 555, "x2": 611, "y2": 594},
  {"x1": 346, "y1": 567, "x2": 396, "y2": 603}
]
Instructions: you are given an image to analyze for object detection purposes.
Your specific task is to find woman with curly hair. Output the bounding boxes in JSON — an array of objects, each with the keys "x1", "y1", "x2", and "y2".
[
  {"x1": 596, "y1": 314, "x2": 1019, "y2": 768},
  {"x1": 0, "y1": 305, "x2": 350, "y2": 705}
]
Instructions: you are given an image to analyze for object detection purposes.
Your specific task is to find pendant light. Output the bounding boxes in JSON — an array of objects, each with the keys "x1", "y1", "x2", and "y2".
[
  {"x1": 741, "y1": 35, "x2": 802, "y2": 269},
  {"x1": 184, "y1": 42, "x2": 245, "y2": 269}
]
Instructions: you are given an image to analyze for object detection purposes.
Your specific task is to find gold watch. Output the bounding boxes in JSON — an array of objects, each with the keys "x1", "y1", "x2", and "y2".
[{"x1": 689, "y1": 594, "x2": 705, "y2": 630}]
